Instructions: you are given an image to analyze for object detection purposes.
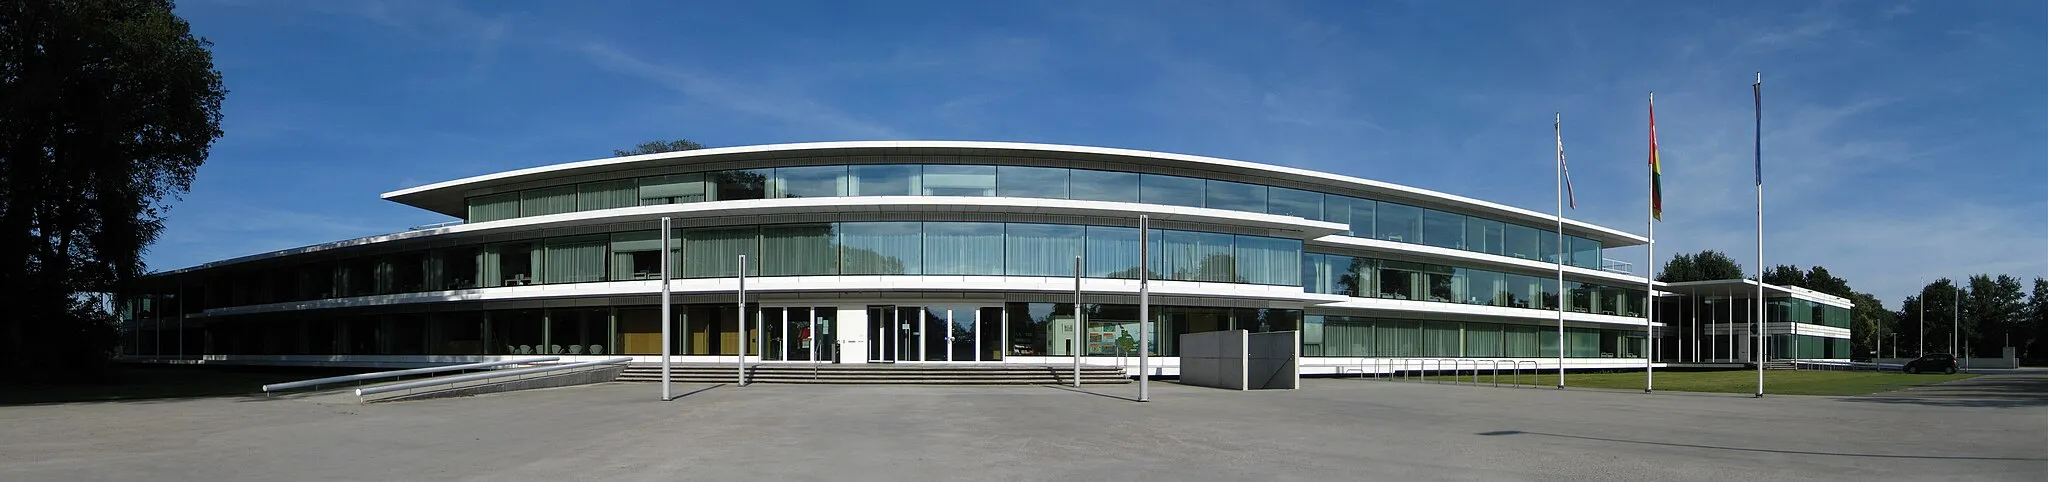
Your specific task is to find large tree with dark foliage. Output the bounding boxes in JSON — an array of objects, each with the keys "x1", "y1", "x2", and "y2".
[
  {"x1": 1, "y1": 0, "x2": 225, "y2": 382},
  {"x1": 1655, "y1": 250, "x2": 1745, "y2": 282},
  {"x1": 614, "y1": 139, "x2": 706, "y2": 157}
]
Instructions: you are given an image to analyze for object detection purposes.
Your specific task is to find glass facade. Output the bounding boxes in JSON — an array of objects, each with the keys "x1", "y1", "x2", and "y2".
[
  {"x1": 458, "y1": 161, "x2": 1608, "y2": 267},
  {"x1": 1304, "y1": 315, "x2": 1640, "y2": 358},
  {"x1": 166, "y1": 222, "x2": 1307, "y2": 314},
  {"x1": 1302, "y1": 253, "x2": 1644, "y2": 317}
]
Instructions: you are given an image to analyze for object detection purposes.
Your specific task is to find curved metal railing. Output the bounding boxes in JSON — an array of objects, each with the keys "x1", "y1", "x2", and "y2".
[
  {"x1": 261, "y1": 357, "x2": 561, "y2": 393},
  {"x1": 354, "y1": 357, "x2": 633, "y2": 399}
]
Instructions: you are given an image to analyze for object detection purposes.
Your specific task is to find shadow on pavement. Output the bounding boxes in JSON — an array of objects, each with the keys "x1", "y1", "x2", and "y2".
[
  {"x1": 1836, "y1": 374, "x2": 2048, "y2": 409},
  {"x1": 1040, "y1": 384, "x2": 1144, "y2": 402},
  {"x1": 663, "y1": 383, "x2": 725, "y2": 401},
  {"x1": 1476, "y1": 430, "x2": 2048, "y2": 461}
]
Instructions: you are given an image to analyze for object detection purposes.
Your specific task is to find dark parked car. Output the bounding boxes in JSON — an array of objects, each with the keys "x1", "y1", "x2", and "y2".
[{"x1": 1902, "y1": 354, "x2": 1958, "y2": 374}]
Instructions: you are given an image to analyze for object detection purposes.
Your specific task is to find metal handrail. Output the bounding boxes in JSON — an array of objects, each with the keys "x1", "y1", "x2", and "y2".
[
  {"x1": 355, "y1": 357, "x2": 633, "y2": 398},
  {"x1": 262, "y1": 357, "x2": 561, "y2": 393}
]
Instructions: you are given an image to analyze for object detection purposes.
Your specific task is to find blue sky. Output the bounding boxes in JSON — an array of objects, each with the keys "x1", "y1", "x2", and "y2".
[{"x1": 162, "y1": 0, "x2": 2045, "y2": 308}]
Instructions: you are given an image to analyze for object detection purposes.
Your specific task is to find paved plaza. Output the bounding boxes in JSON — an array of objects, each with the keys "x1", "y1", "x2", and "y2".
[{"x1": 3, "y1": 374, "x2": 2044, "y2": 481}]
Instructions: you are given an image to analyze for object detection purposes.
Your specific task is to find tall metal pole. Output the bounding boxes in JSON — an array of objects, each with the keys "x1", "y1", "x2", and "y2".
[
  {"x1": 1555, "y1": 112, "x2": 1567, "y2": 389},
  {"x1": 1073, "y1": 255, "x2": 1083, "y2": 388},
  {"x1": 1645, "y1": 92, "x2": 1657, "y2": 392},
  {"x1": 737, "y1": 254, "x2": 748, "y2": 386},
  {"x1": 659, "y1": 217, "x2": 672, "y2": 400},
  {"x1": 1919, "y1": 292, "x2": 1926, "y2": 356},
  {"x1": 1754, "y1": 72, "x2": 1765, "y2": 398},
  {"x1": 1953, "y1": 285, "x2": 1961, "y2": 362},
  {"x1": 1139, "y1": 215, "x2": 1151, "y2": 402}
]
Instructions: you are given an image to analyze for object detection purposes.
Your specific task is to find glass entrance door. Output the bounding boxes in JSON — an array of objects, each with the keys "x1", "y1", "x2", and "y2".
[
  {"x1": 764, "y1": 307, "x2": 839, "y2": 362},
  {"x1": 867, "y1": 304, "x2": 1001, "y2": 362}
]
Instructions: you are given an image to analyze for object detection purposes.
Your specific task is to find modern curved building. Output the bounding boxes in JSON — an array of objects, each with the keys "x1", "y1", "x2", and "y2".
[{"x1": 120, "y1": 141, "x2": 1851, "y2": 373}]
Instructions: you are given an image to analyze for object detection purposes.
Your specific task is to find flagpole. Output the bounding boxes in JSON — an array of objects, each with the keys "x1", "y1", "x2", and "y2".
[
  {"x1": 1646, "y1": 92, "x2": 1657, "y2": 393},
  {"x1": 1554, "y1": 112, "x2": 1567, "y2": 389},
  {"x1": 1754, "y1": 72, "x2": 1765, "y2": 398}
]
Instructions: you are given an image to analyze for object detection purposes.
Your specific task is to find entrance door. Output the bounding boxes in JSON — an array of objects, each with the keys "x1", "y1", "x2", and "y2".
[
  {"x1": 764, "y1": 307, "x2": 839, "y2": 362},
  {"x1": 867, "y1": 304, "x2": 1000, "y2": 362}
]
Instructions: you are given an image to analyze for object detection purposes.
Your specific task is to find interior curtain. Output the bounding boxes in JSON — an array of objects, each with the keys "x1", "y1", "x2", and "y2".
[{"x1": 922, "y1": 222, "x2": 1003, "y2": 275}]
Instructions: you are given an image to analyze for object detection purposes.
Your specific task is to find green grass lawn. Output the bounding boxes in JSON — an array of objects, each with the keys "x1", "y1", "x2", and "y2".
[{"x1": 1419, "y1": 370, "x2": 1979, "y2": 396}]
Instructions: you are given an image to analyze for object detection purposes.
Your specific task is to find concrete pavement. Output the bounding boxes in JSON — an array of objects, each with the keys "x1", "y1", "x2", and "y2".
[{"x1": 1, "y1": 378, "x2": 2042, "y2": 481}]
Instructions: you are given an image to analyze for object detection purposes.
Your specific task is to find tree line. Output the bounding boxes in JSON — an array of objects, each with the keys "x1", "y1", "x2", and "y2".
[{"x1": 1659, "y1": 250, "x2": 2047, "y2": 360}]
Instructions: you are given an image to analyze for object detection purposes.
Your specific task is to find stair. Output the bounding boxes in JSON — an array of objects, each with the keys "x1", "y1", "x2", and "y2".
[{"x1": 618, "y1": 363, "x2": 1132, "y2": 385}]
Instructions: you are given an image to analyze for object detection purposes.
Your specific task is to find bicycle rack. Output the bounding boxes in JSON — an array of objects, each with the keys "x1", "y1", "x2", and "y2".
[
  {"x1": 1516, "y1": 360, "x2": 1539, "y2": 388},
  {"x1": 1485, "y1": 359, "x2": 1502, "y2": 387}
]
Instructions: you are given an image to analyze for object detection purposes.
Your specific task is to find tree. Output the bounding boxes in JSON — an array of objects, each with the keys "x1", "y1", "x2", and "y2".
[
  {"x1": 1657, "y1": 250, "x2": 1745, "y2": 282},
  {"x1": 2027, "y1": 278, "x2": 2047, "y2": 359},
  {"x1": 1849, "y1": 292, "x2": 1891, "y2": 359},
  {"x1": 1898, "y1": 279, "x2": 1962, "y2": 357},
  {"x1": 614, "y1": 139, "x2": 707, "y2": 156},
  {"x1": 1762, "y1": 264, "x2": 1806, "y2": 287},
  {"x1": 2, "y1": 0, "x2": 226, "y2": 382},
  {"x1": 1961, "y1": 274, "x2": 2025, "y2": 358}
]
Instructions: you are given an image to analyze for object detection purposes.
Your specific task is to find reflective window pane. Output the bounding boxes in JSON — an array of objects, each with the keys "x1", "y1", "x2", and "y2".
[
  {"x1": 761, "y1": 224, "x2": 839, "y2": 276},
  {"x1": 1159, "y1": 230, "x2": 1234, "y2": 282},
  {"x1": 707, "y1": 169, "x2": 770, "y2": 201},
  {"x1": 921, "y1": 165, "x2": 996, "y2": 196},
  {"x1": 1139, "y1": 174, "x2": 1204, "y2": 208},
  {"x1": 840, "y1": 222, "x2": 922, "y2": 275},
  {"x1": 1569, "y1": 236, "x2": 1602, "y2": 269},
  {"x1": 1069, "y1": 169, "x2": 1139, "y2": 203},
  {"x1": 1466, "y1": 218, "x2": 1505, "y2": 256},
  {"x1": 1084, "y1": 226, "x2": 1141, "y2": 278},
  {"x1": 774, "y1": 166, "x2": 847, "y2": 198},
  {"x1": 681, "y1": 226, "x2": 759, "y2": 278},
  {"x1": 1268, "y1": 187, "x2": 1321, "y2": 219},
  {"x1": 1233, "y1": 235, "x2": 1302, "y2": 286},
  {"x1": 1318, "y1": 194, "x2": 1351, "y2": 234},
  {"x1": 1503, "y1": 223, "x2": 1542, "y2": 260},
  {"x1": 923, "y1": 222, "x2": 1004, "y2": 275},
  {"x1": 1376, "y1": 203, "x2": 1421, "y2": 243},
  {"x1": 1203, "y1": 180, "x2": 1267, "y2": 212},
  {"x1": 996, "y1": 166, "x2": 1069, "y2": 199},
  {"x1": 849, "y1": 165, "x2": 918, "y2": 196},
  {"x1": 1004, "y1": 223, "x2": 1084, "y2": 276},
  {"x1": 1420, "y1": 209, "x2": 1465, "y2": 250},
  {"x1": 638, "y1": 173, "x2": 705, "y2": 205}
]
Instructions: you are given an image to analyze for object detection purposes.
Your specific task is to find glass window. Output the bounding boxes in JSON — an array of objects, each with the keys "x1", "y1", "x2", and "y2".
[
  {"x1": 1267, "y1": 187, "x2": 1322, "y2": 219},
  {"x1": 1376, "y1": 319, "x2": 1421, "y2": 357},
  {"x1": 1567, "y1": 281, "x2": 1593, "y2": 313},
  {"x1": 1539, "y1": 228, "x2": 1560, "y2": 264},
  {"x1": 681, "y1": 226, "x2": 759, "y2": 278},
  {"x1": 1568, "y1": 236, "x2": 1602, "y2": 269},
  {"x1": 1462, "y1": 268, "x2": 1501, "y2": 306},
  {"x1": 467, "y1": 192, "x2": 520, "y2": 223},
  {"x1": 1318, "y1": 194, "x2": 1352, "y2": 234},
  {"x1": 639, "y1": 173, "x2": 705, "y2": 205},
  {"x1": 1465, "y1": 218, "x2": 1505, "y2": 256},
  {"x1": 1004, "y1": 223, "x2": 1084, "y2": 276},
  {"x1": 760, "y1": 224, "x2": 838, "y2": 276},
  {"x1": 1159, "y1": 230, "x2": 1234, "y2": 282},
  {"x1": 520, "y1": 185, "x2": 577, "y2": 217},
  {"x1": 1005, "y1": 302, "x2": 1074, "y2": 356},
  {"x1": 996, "y1": 166, "x2": 1069, "y2": 199},
  {"x1": 1317, "y1": 316, "x2": 1376, "y2": 357},
  {"x1": 1505, "y1": 324, "x2": 1542, "y2": 357},
  {"x1": 1084, "y1": 226, "x2": 1142, "y2": 278},
  {"x1": 1423, "y1": 265, "x2": 1460, "y2": 303},
  {"x1": 608, "y1": 230, "x2": 666, "y2": 281},
  {"x1": 1466, "y1": 323, "x2": 1504, "y2": 357},
  {"x1": 1422, "y1": 321, "x2": 1461, "y2": 357},
  {"x1": 840, "y1": 222, "x2": 921, "y2": 275},
  {"x1": 848, "y1": 164, "x2": 918, "y2": 196},
  {"x1": 576, "y1": 179, "x2": 637, "y2": 211},
  {"x1": 707, "y1": 169, "x2": 770, "y2": 201},
  {"x1": 774, "y1": 165, "x2": 847, "y2": 198},
  {"x1": 1374, "y1": 260, "x2": 1421, "y2": 300},
  {"x1": 1069, "y1": 169, "x2": 1139, "y2": 203},
  {"x1": 1376, "y1": 202, "x2": 1421, "y2": 243},
  {"x1": 1420, "y1": 209, "x2": 1465, "y2": 250},
  {"x1": 921, "y1": 165, "x2": 996, "y2": 196},
  {"x1": 1503, "y1": 223, "x2": 1542, "y2": 260},
  {"x1": 923, "y1": 222, "x2": 1004, "y2": 275},
  {"x1": 1233, "y1": 235, "x2": 1302, "y2": 286},
  {"x1": 1301, "y1": 254, "x2": 1334, "y2": 294},
  {"x1": 542, "y1": 235, "x2": 608, "y2": 284},
  {"x1": 1203, "y1": 180, "x2": 1267, "y2": 212},
  {"x1": 1139, "y1": 174, "x2": 1204, "y2": 208}
]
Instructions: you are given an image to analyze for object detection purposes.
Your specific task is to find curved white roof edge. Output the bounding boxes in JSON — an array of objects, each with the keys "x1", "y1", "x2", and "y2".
[{"x1": 380, "y1": 140, "x2": 1648, "y2": 247}]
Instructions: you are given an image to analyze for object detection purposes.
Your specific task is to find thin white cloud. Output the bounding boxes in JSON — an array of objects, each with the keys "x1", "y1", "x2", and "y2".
[{"x1": 576, "y1": 43, "x2": 902, "y2": 140}]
